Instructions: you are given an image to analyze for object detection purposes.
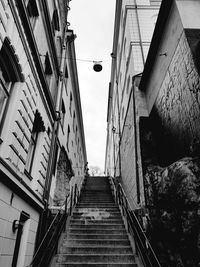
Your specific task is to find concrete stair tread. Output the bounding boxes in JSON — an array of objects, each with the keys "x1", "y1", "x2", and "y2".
[
  {"x1": 69, "y1": 225, "x2": 125, "y2": 229},
  {"x1": 56, "y1": 264, "x2": 137, "y2": 266},
  {"x1": 64, "y1": 239, "x2": 131, "y2": 245},
  {"x1": 57, "y1": 254, "x2": 135, "y2": 263}
]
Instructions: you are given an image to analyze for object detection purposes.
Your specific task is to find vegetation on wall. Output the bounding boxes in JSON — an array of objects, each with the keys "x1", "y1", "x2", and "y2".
[{"x1": 144, "y1": 157, "x2": 200, "y2": 266}]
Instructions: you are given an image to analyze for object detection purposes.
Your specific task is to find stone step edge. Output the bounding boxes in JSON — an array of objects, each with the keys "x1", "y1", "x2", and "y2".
[{"x1": 60, "y1": 245, "x2": 131, "y2": 248}]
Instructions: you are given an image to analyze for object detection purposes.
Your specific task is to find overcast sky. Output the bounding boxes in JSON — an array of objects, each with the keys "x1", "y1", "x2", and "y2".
[{"x1": 68, "y1": 0, "x2": 116, "y2": 171}]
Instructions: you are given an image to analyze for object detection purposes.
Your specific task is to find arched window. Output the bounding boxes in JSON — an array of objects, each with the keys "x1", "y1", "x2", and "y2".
[{"x1": 0, "y1": 37, "x2": 24, "y2": 128}]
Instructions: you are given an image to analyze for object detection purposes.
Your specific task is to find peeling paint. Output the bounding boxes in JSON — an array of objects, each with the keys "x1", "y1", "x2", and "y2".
[{"x1": 78, "y1": 208, "x2": 110, "y2": 222}]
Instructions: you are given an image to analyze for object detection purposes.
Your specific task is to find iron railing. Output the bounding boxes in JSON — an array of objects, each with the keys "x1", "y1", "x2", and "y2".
[
  {"x1": 27, "y1": 182, "x2": 81, "y2": 267},
  {"x1": 109, "y1": 176, "x2": 161, "y2": 267}
]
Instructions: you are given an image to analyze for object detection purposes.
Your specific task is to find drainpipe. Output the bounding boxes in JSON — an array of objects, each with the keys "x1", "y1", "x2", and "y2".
[{"x1": 132, "y1": 73, "x2": 143, "y2": 204}]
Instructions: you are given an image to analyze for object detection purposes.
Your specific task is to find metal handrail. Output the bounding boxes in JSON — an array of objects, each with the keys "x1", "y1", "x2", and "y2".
[
  {"x1": 27, "y1": 181, "x2": 82, "y2": 267},
  {"x1": 109, "y1": 176, "x2": 161, "y2": 267}
]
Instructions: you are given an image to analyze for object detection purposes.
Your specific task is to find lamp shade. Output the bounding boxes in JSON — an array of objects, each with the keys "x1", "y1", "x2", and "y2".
[{"x1": 93, "y1": 62, "x2": 102, "y2": 72}]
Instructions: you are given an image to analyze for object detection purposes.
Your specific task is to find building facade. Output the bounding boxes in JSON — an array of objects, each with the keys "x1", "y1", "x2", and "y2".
[
  {"x1": 0, "y1": 0, "x2": 87, "y2": 266},
  {"x1": 105, "y1": 0, "x2": 161, "y2": 210},
  {"x1": 106, "y1": 1, "x2": 200, "y2": 263}
]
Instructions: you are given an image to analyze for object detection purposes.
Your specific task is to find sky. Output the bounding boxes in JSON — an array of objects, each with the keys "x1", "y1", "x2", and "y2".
[{"x1": 68, "y1": 0, "x2": 116, "y2": 171}]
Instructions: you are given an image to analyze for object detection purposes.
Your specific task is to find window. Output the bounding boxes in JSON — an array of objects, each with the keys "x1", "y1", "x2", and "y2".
[
  {"x1": 52, "y1": 9, "x2": 60, "y2": 34},
  {"x1": 0, "y1": 38, "x2": 24, "y2": 129},
  {"x1": 66, "y1": 125, "x2": 70, "y2": 151},
  {"x1": 75, "y1": 126, "x2": 78, "y2": 144},
  {"x1": 25, "y1": 110, "x2": 45, "y2": 173},
  {"x1": 27, "y1": 0, "x2": 39, "y2": 28},
  {"x1": 44, "y1": 52, "x2": 52, "y2": 86},
  {"x1": 69, "y1": 92, "x2": 72, "y2": 115},
  {"x1": 73, "y1": 111, "x2": 75, "y2": 131},
  {"x1": 60, "y1": 99, "x2": 66, "y2": 127},
  {"x1": 65, "y1": 65, "x2": 69, "y2": 78}
]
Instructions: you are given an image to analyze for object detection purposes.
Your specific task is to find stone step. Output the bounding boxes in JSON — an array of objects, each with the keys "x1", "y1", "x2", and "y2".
[
  {"x1": 76, "y1": 204, "x2": 118, "y2": 208},
  {"x1": 59, "y1": 246, "x2": 132, "y2": 254},
  {"x1": 77, "y1": 200, "x2": 117, "y2": 207},
  {"x1": 71, "y1": 216, "x2": 122, "y2": 221},
  {"x1": 68, "y1": 228, "x2": 126, "y2": 235},
  {"x1": 72, "y1": 213, "x2": 121, "y2": 217},
  {"x1": 57, "y1": 254, "x2": 135, "y2": 263},
  {"x1": 70, "y1": 219, "x2": 124, "y2": 225},
  {"x1": 80, "y1": 199, "x2": 113, "y2": 201},
  {"x1": 63, "y1": 239, "x2": 131, "y2": 246},
  {"x1": 67, "y1": 234, "x2": 128, "y2": 240},
  {"x1": 79, "y1": 202, "x2": 115, "y2": 205},
  {"x1": 56, "y1": 263, "x2": 137, "y2": 267},
  {"x1": 74, "y1": 208, "x2": 120, "y2": 213},
  {"x1": 82, "y1": 189, "x2": 111, "y2": 193},
  {"x1": 69, "y1": 224, "x2": 125, "y2": 229}
]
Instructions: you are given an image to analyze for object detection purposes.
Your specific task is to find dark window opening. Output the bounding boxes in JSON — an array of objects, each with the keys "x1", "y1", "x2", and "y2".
[
  {"x1": 52, "y1": 9, "x2": 60, "y2": 33},
  {"x1": 66, "y1": 125, "x2": 70, "y2": 151},
  {"x1": 69, "y1": 92, "x2": 72, "y2": 115},
  {"x1": 44, "y1": 52, "x2": 52, "y2": 86},
  {"x1": 61, "y1": 99, "x2": 66, "y2": 127},
  {"x1": 47, "y1": 126, "x2": 51, "y2": 137},
  {"x1": 27, "y1": 0, "x2": 39, "y2": 28},
  {"x1": 73, "y1": 111, "x2": 75, "y2": 131},
  {"x1": 45, "y1": 52, "x2": 53, "y2": 75},
  {"x1": 25, "y1": 110, "x2": 45, "y2": 173},
  {"x1": 65, "y1": 65, "x2": 68, "y2": 78},
  {"x1": 27, "y1": 0, "x2": 39, "y2": 17}
]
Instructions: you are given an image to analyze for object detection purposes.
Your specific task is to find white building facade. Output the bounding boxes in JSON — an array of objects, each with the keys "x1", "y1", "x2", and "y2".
[
  {"x1": 0, "y1": 0, "x2": 87, "y2": 266},
  {"x1": 105, "y1": 0, "x2": 161, "y2": 210}
]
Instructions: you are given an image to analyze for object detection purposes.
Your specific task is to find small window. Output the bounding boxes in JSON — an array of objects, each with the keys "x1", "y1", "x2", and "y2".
[
  {"x1": 25, "y1": 110, "x2": 45, "y2": 173},
  {"x1": 61, "y1": 100, "x2": 66, "y2": 127},
  {"x1": 66, "y1": 125, "x2": 70, "y2": 151},
  {"x1": 75, "y1": 126, "x2": 78, "y2": 144},
  {"x1": 73, "y1": 111, "x2": 75, "y2": 131},
  {"x1": 27, "y1": 0, "x2": 39, "y2": 28},
  {"x1": 45, "y1": 52, "x2": 52, "y2": 86},
  {"x1": 65, "y1": 65, "x2": 68, "y2": 78},
  {"x1": 69, "y1": 92, "x2": 72, "y2": 115},
  {"x1": 45, "y1": 52, "x2": 52, "y2": 75},
  {"x1": 52, "y1": 9, "x2": 60, "y2": 33}
]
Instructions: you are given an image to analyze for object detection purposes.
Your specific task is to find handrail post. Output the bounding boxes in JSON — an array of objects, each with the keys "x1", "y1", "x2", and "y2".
[{"x1": 70, "y1": 186, "x2": 74, "y2": 215}]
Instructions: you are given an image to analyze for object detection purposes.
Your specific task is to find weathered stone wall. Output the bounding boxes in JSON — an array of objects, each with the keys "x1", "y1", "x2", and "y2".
[{"x1": 154, "y1": 31, "x2": 200, "y2": 160}]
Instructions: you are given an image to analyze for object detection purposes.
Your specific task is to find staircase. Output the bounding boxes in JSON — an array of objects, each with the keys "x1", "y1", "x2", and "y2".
[{"x1": 53, "y1": 176, "x2": 138, "y2": 266}]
